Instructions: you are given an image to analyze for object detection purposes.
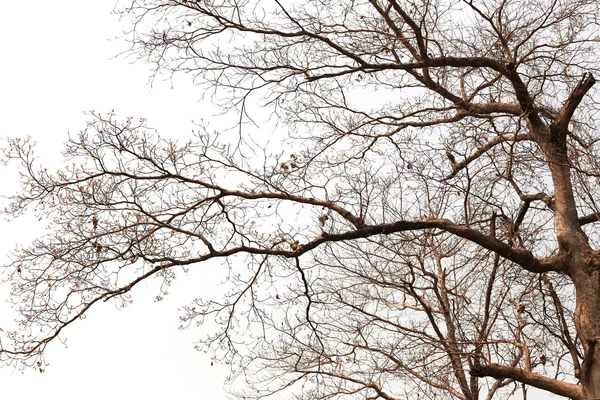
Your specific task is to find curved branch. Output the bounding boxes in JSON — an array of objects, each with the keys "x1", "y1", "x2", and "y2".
[
  {"x1": 470, "y1": 363, "x2": 584, "y2": 400},
  {"x1": 292, "y1": 219, "x2": 558, "y2": 273}
]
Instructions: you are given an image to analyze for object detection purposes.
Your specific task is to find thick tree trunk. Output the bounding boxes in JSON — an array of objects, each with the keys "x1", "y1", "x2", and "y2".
[
  {"x1": 540, "y1": 126, "x2": 600, "y2": 398},
  {"x1": 545, "y1": 146, "x2": 600, "y2": 398},
  {"x1": 571, "y1": 259, "x2": 600, "y2": 399}
]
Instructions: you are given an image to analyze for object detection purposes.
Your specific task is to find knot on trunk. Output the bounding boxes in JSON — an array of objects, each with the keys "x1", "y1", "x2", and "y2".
[
  {"x1": 469, "y1": 365, "x2": 487, "y2": 377},
  {"x1": 549, "y1": 125, "x2": 568, "y2": 153}
]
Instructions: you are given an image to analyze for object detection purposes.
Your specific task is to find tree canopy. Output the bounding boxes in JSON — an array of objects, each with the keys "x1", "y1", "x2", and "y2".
[{"x1": 2, "y1": 0, "x2": 600, "y2": 399}]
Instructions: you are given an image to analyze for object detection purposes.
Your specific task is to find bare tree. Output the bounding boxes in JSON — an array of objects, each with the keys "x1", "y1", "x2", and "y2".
[{"x1": 2, "y1": 0, "x2": 600, "y2": 398}]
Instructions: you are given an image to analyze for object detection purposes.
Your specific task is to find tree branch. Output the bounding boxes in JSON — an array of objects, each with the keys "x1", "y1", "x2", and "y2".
[
  {"x1": 470, "y1": 364, "x2": 584, "y2": 400},
  {"x1": 579, "y1": 212, "x2": 600, "y2": 226},
  {"x1": 555, "y1": 73, "x2": 596, "y2": 131},
  {"x1": 293, "y1": 219, "x2": 559, "y2": 273}
]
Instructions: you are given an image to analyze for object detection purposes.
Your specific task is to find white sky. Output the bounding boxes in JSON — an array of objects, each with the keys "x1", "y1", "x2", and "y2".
[
  {"x1": 0, "y1": 2, "x2": 235, "y2": 399},
  {"x1": 0, "y1": 2, "x2": 562, "y2": 400}
]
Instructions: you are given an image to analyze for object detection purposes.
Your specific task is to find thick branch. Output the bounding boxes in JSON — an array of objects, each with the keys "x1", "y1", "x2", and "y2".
[
  {"x1": 470, "y1": 364, "x2": 583, "y2": 400},
  {"x1": 295, "y1": 219, "x2": 559, "y2": 273},
  {"x1": 140, "y1": 218, "x2": 559, "y2": 274},
  {"x1": 555, "y1": 73, "x2": 596, "y2": 130},
  {"x1": 579, "y1": 212, "x2": 600, "y2": 226}
]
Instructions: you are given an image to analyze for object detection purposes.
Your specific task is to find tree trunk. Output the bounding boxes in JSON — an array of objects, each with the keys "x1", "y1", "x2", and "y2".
[
  {"x1": 541, "y1": 127, "x2": 600, "y2": 398},
  {"x1": 571, "y1": 258, "x2": 600, "y2": 399}
]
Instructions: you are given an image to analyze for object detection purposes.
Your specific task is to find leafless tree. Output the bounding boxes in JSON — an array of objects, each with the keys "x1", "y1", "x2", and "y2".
[{"x1": 2, "y1": 0, "x2": 600, "y2": 399}]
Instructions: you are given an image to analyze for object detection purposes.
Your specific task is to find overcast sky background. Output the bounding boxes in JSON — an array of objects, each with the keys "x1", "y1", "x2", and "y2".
[
  {"x1": 0, "y1": 2, "x2": 239, "y2": 399},
  {"x1": 0, "y1": 2, "x2": 562, "y2": 400}
]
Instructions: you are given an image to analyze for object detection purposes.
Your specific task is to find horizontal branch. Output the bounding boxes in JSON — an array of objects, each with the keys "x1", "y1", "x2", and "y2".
[
  {"x1": 138, "y1": 218, "x2": 559, "y2": 275},
  {"x1": 470, "y1": 363, "x2": 583, "y2": 400},
  {"x1": 579, "y1": 212, "x2": 600, "y2": 226},
  {"x1": 292, "y1": 218, "x2": 558, "y2": 273}
]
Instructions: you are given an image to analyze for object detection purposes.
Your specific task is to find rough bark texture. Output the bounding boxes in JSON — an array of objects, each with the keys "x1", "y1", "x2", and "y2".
[
  {"x1": 540, "y1": 120, "x2": 600, "y2": 399},
  {"x1": 571, "y1": 259, "x2": 600, "y2": 399}
]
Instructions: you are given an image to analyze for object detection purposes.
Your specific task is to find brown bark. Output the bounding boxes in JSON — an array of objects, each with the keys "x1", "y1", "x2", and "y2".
[
  {"x1": 470, "y1": 363, "x2": 584, "y2": 399},
  {"x1": 535, "y1": 73, "x2": 598, "y2": 398},
  {"x1": 542, "y1": 138, "x2": 589, "y2": 253},
  {"x1": 570, "y1": 256, "x2": 600, "y2": 399}
]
